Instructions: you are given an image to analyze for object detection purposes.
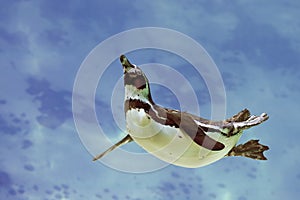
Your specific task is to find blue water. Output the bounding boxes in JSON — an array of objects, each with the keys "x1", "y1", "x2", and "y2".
[{"x1": 1, "y1": 0, "x2": 300, "y2": 199}]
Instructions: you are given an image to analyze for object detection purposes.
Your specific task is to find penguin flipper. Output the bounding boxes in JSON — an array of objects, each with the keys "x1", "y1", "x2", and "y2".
[
  {"x1": 226, "y1": 140, "x2": 269, "y2": 160},
  {"x1": 93, "y1": 134, "x2": 133, "y2": 161}
]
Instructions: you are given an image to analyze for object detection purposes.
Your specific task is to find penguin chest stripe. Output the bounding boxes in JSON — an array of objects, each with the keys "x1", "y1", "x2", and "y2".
[{"x1": 125, "y1": 99, "x2": 225, "y2": 151}]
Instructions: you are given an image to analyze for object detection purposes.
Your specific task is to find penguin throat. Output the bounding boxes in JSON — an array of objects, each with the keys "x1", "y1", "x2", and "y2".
[{"x1": 124, "y1": 84, "x2": 151, "y2": 102}]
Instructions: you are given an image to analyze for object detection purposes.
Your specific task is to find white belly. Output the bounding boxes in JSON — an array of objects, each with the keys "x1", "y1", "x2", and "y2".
[{"x1": 126, "y1": 109, "x2": 242, "y2": 168}]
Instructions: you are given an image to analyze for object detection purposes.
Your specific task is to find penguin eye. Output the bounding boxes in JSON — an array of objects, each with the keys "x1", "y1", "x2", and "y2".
[{"x1": 136, "y1": 70, "x2": 142, "y2": 75}]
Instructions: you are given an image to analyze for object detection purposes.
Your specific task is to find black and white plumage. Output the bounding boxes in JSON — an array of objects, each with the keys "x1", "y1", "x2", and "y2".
[{"x1": 93, "y1": 55, "x2": 269, "y2": 168}]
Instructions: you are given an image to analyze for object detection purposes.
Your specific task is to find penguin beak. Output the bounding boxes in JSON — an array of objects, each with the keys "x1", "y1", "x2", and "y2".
[{"x1": 120, "y1": 55, "x2": 135, "y2": 73}]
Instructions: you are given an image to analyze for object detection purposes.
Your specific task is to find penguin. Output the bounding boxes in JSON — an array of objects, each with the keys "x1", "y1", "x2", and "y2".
[{"x1": 93, "y1": 55, "x2": 269, "y2": 168}]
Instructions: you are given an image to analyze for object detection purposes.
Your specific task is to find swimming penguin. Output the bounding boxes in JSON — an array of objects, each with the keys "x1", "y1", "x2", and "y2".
[{"x1": 93, "y1": 55, "x2": 269, "y2": 168}]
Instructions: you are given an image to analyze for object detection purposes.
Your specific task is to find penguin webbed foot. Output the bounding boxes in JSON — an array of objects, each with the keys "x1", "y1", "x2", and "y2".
[
  {"x1": 226, "y1": 140, "x2": 269, "y2": 160},
  {"x1": 226, "y1": 109, "x2": 251, "y2": 123},
  {"x1": 226, "y1": 109, "x2": 269, "y2": 125},
  {"x1": 244, "y1": 113, "x2": 269, "y2": 127}
]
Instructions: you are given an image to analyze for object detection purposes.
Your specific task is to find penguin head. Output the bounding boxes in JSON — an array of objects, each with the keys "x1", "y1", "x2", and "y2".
[{"x1": 120, "y1": 55, "x2": 153, "y2": 102}]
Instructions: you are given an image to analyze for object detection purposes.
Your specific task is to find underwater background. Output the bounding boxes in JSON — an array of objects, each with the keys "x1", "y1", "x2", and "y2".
[{"x1": 1, "y1": 0, "x2": 300, "y2": 199}]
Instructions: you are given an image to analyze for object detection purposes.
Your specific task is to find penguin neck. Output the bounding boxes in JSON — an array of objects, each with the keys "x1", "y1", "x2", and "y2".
[{"x1": 124, "y1": 85, "x2": 154, "y2": 105}]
